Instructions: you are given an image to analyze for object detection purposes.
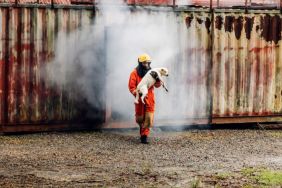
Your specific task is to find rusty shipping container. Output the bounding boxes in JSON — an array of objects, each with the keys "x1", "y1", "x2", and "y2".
[
  {"x1": 126, "y1": 0, "x2": 281, "y2": 7},
  {"x1": 0, "y1": 6, "x2": 101, "y2": 133},
  {"x1": 211, "y1": 9, "x2": 282, "y2": 124},
  {"x1": 1, "y1": 1, "x2": 282, "y2": 133},
  {"x1": 1, "y1": 0, "x2": 276, "y2": 7},
  {"x1": 0, "y1": 0, "x2": 72, "y2": 4}
]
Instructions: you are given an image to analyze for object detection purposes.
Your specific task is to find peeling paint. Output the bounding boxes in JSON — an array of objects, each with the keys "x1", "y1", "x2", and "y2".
[
  {"x1": 260, "y1": 14, "x2": 281, "y2": 44},
  {"x1": 234, "y1": 16, "x2": 243, "y2": 40},
  {"x1": 224, "y1": 16, "x2": 234, "y2": 32},
  {"x1": 196, "y1": 17, "x2": 203, "y2": 24},
  {"x1": 215, "y1": 15, "x2": 223, "y2": 30},
  {"x1": 185, "y1": 15, "x2": 193, "y2": 28},
  {"x1": 244, "y1": 17, "x2": 253, "y2": 40},
  {"x1": 205, "y1": 17, "x2": 211, "y2": 33}
]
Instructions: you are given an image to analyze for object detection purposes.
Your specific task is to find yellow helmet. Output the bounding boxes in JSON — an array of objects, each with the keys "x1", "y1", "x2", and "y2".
[{"x1": 138, "y1": 53, "x2": 151, "y2": 63}]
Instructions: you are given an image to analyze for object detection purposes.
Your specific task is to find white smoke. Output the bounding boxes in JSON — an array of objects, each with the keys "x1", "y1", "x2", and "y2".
[{"x1": 45, "y1": 0, "x2": 210, "y2": 128}]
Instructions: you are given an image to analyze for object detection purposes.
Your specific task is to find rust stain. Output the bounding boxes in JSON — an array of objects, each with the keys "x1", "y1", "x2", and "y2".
[
  {"x1": 223, "y1": 46, "x2": 245, "y2": 51},
  {"x1": 270, "y1": 15, "x2": 281, "y2": 44},
  {"x1": 256, "y1": 25, "x2": 260, "y2": 32},
  {"x1": 197, "y1": 17, "x2": 203, "y2": 24},
  {"x1": 21, "y1": 43, "x2": 32, "y2": 50},
  {"x1": 249, "y1": 45, "x2": 276, "y2": 53},
  {"x1": 224, "y1": 47, "x2": 233, "y2": 50},
  {"x1": 215, "y1": 15, "x2": 223, "y2": 30},
  {"x1": 215, "y1": 52, "x2": 221, "y2": 87},
  {"x1": 260, "y1": 14, "x2": 281, "y2": 44},
  {"x1": 185, "y1": 15, "x2": 193, "y2": 28},
  {"x1": 234, "y1": 16, "x2": 243, "y2": 40},
  {"x1": 205, "y1": 17, "x2": 211, "y2": 33},
  {"x1": 224, "y1": 16, "x2": 234, "y2": 32},
  {"x1": 244, "y1": 17, "x2": 254, "y2": 40}
]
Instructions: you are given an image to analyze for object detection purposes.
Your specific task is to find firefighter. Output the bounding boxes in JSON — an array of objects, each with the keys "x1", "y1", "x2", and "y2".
[{"x1": 128, "y1": 53, "x2": 161, "y2": 144}]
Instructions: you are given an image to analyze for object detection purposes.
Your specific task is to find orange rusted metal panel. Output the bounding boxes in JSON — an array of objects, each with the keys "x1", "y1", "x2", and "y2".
[
  {"x1": 193, "y1": 0, "x2": 280, "y2": 7},
  {"x1": 126, "y1": 0, "x2": 173, "y2": 5},
  {"x1": 1, "y1": 4, "x2": 282, "y2": 133},
  {"x1": 0, "y1": 8, "x2": 8, "y2": 126},
  {"x1": 212, "y1": 115, "x2": 282, "y2": 124},
  {"x1": 0, "y1": 7, "x2": 95, "y2": 130},
  {"x1": 70, "y1": 0, "x2": 93, "y2": 4},
  {"x1": 0, "y1": 0, "x2": 71, "y2": 4},
  {"x1": 176, "y1": 11, "x2": 212, "y2": 120},
  {"x1": 7, "y1": 9, "x2": 19, "y2": 124},
  {"x1": 125, "y1": 0, "x2": 280, "y2": 7},
  {"x1": 0, "y1": 0, "x2": 279, "y2": 7},
  {"x1": 212, "y1": 11, "x2": 282, "y2": 118}
]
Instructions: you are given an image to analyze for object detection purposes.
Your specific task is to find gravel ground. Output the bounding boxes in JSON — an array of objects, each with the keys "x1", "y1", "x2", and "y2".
[{"x1": 0, "y1": 127, "x2": 281, "y2": 187}]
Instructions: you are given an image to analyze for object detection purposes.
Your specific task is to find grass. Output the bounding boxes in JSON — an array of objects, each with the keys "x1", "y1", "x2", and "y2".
[
  {"x1": 256, "y1": 169, "x2": 282, "y2": 186},
  {"x1": 241, "y1": 167, "x2": 282, "y2": 186},
  {"x1": 190, "y1": 178, "x2": 201, "y2": 188},
  {"x1": 215, "y1": 172, "x2": 231, "y2": 180},
  {"x1": 241, "y1": 167, "x2": 257, "y2": 176},
  {"x1": 267, "y1": 131, "x2": 282, "y2": 138},
  {"x1": 191, "y1": 168, "x2": 282, "y2": 188}
]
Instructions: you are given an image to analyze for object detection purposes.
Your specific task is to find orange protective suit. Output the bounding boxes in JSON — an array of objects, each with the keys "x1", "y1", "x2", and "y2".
[{"x1": 128, "y1": 68, "x2": 161, "y2": 137}]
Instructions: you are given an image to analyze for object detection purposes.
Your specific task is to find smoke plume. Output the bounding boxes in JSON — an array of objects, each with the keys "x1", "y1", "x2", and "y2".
[{"x1": 45, "y1": 0, "x2": 210, "y2": 128}]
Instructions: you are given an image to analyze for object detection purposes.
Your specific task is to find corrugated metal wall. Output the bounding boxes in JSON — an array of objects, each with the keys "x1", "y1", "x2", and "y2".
[
  {"x1": 126, "y1": 0, "x2": 173, "y2": 5},
  {"x1": 212, "y1": 10, "x2": 282, "y2": 118},
  {"x1": 126, "y1": 0, "x2": 281, "y2": 7},
  {"x1": 1, "y1": 3, "x2": 282, "y2": 132},
  {"x1": 0, "y1": 0, "x2": 72, "y2": 4},
  {"x1": 0, "y1": 0, "x2": 280, "y2": 7},
  {"x1": 179, "y1": 11, "x2": 211, "y2": 119},
  {"x1": 0, "y1": 7, "x2": 94, "y2": 127}
]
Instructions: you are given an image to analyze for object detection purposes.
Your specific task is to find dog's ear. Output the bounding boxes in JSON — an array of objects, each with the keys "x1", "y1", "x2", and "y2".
[{"x1": 161, "y1": 68, "x2": 167, "y2": 73}]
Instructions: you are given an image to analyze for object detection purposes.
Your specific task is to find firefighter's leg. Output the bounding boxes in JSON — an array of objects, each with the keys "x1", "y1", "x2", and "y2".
[
  {"x1": 135, "y1": 101, "x2": 145, "y2": 136},
  {"x1": 136, "y1": 115, "x2": 149, "y2": 144},
  {"x1": 143, "y1": 112, "x2": 154, "y2": 128},
  {"x1": 136, "y1": 115, "x2": 144, "y2": 135},
  {"x1": 140, "y1": 112, "x2": 154, "y2": 139}
]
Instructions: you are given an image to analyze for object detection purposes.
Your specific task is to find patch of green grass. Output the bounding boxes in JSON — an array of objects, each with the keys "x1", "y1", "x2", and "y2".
[
  {"x1": 241, "y1": 167, "x2": 257, "y2": 176},
  {"x1": 255, "y1": 169, "x2": 282, "y2": 186},
  {"x1": 241, "y1": 168, "x2": 282, "y2": 186},
  {"x1": 268, "y1": 131, "x2": 282, "y2": 138}
]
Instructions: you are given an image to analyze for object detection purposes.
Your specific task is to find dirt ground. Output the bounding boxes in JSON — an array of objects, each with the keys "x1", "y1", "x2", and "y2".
[{"x1": 0, "y1": 126, "x2": 281, "y2": 187}]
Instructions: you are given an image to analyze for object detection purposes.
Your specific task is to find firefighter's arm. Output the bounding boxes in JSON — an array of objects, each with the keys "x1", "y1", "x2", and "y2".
[{"x1": 128, "y1": 72, "x2": 137, "y2": 96}]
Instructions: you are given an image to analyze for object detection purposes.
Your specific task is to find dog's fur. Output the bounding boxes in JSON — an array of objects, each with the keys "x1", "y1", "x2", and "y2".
[{"x1": 134, "y1": 67, "x2": 169, "y2": 104}]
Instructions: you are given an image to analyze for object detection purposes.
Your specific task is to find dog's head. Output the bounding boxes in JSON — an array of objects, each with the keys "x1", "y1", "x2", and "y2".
[{"x1": 159, "y1": 68, "x2": 169, "y2": 77}]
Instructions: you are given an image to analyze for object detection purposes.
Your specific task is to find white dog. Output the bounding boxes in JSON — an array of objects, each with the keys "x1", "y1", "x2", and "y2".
[{"x1": 134, "y1": 67, "x2": 169, "y2": 104}]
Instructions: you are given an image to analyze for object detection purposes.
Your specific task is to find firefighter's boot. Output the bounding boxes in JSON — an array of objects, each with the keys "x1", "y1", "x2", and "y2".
[{"x1": 140, "y1": 135, "x2": 149, "y2": 144}]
